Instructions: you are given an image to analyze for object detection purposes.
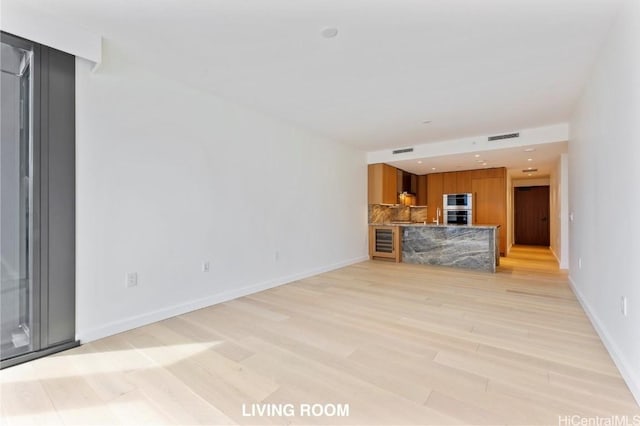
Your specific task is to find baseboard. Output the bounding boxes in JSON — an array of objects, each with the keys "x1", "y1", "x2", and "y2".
[
  {"x1": 549, "y1": 247, "x2": 568, "y2": 270},
  {"x1": 78, "y1": 255, "x2": 369, "y2": 343},
  {"x1": 568, "y1": 276, "x2": 640, "y2": 406}
]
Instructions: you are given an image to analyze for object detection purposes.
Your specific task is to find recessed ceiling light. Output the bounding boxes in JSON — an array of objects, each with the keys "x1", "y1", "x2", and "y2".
[
  {"x1": 431, "y1": 167, "x2": 436, "y2": 171},
  {"x1": 417, "y1": 160, "x2": 423, "y2": 164},
  {"x1": 320, "y1": 27, "x2": 339, "y2": 38},
  {"x1": 527, "y1": 167, "x2": 533, "y2": 170},
  {"x1": 528, "y1": 173, "x2": 533, "y2": 176},
  {"x1": 474, "y1": 154, "x2": 480, "y2": 158},
  {"x1": 482, "y1": 162, "x2": 487, "y2": 166},
  {"x1": 524, "y1": 148, "x2": 535, "y2": 152},
  {"x1": 527, "y1": 158, "x2": 533, "y2": 162}
]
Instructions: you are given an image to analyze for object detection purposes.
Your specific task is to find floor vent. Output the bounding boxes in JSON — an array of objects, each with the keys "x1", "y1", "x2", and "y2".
[
  {"x1": 392, "y1": 147, "x2": 414, "y2": 154},
  {"x1": 488, "y1": 132, "x2": 520, "y2": 141}
]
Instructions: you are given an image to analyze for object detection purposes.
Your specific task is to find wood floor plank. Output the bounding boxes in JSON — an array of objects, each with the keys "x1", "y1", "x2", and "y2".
[
  {"x1": 0, "y1": 363, "x2": 64, "y2": 426},
  {"x1": 1, "y1": 246, "x2": 638, "y2": 425}
]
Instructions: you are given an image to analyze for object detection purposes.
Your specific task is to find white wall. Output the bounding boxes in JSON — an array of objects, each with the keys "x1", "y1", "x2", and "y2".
[
  {"x1": 75, "y1": 42, "x2": 368, "y2": 342},
  {"x1": 550, "y1": 154, "x2": 569, "y2": 269},
  {"x1": 549, "y1": 165, "x2": 558, "y2": 262},
  {"x1": 569, "y1": 0, "x2": 640, "y2": 405},
  {"x1": 559, "y1": 154, "x2": 569, "y2": 270}
]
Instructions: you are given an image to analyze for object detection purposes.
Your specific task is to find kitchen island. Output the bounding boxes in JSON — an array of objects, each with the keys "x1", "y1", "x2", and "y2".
[{"x1": 400, "y1": 224, "x2": 500, "y2": 272}]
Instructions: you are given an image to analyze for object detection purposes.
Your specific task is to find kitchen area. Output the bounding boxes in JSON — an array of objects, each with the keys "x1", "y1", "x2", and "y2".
[{"x1": 368, "y1": 163, "x2": 505, "y2": 273}]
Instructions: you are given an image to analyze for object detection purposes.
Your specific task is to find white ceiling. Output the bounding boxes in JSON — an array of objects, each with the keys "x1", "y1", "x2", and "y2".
[
  {"x1": 6, "y1": 0, "x2": 622, "y2": 151},
  {"x1": 387, "y1": 141, "x2": 568, "y2": 179}
]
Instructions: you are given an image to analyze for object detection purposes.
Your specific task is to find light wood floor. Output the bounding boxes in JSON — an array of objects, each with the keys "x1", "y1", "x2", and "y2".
[{"x1": 1, "y1": 246, "x2": 638, "y2": 425}]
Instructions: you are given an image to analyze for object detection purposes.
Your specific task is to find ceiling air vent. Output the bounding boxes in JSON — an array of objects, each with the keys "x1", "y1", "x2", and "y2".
[
  {"x1": 488, "y1": 132, "x2": 520, "y2": 141},
  {"x1": 392, "y1": 147, "x2": 414, "y2": 155},
  {"x1": 522, "y1": 169, "x2": 538, "y2": 173}
]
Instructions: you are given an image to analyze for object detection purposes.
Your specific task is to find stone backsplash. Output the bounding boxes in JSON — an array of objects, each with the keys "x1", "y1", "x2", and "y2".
[
  {"x1": 368, "y1": 204, "x2": 428, "y2": 224},
  {"x1": 411, "y1": 207, "x2": 428, "y2": 223}
]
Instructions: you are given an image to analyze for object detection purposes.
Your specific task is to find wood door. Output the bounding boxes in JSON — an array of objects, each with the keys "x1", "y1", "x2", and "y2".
[{"x1": 514, "y1": 186, "x2": 550, "y2": 246}]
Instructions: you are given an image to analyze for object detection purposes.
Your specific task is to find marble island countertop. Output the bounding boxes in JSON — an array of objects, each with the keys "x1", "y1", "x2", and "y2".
[
  {"x1": 401, "y1": 225, "x2": 500, "y2": 272},
  {"x1": 370, "y1": 223, "x2": 500, "y2": 229},
  {"x1": 368, "y1": 223, "x2": 500, "y2": 272}
]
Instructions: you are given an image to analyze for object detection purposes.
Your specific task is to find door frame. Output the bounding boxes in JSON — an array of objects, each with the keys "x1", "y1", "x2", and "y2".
[{"x1": 513, "y1": 185, "x2": 550, "y2": 246}]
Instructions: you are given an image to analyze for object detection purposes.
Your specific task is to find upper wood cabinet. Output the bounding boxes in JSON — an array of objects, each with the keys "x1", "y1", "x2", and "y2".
[
  {"x1": 426, "y1": 173, "x2": 444, "y2": 222},
  {"x1": 368, "y1": 163, "x2": 398, "y2": 204},
  {"x1": 456, "y1": 171, "x2": 472, "y2": 193},
  {"x1": 469, "y1": 168, "x2": 505, "y2": 179},
  {"x1": 443, "y1": 172, "x2": 457, "y2": 195},
  {"x1": 417, "y1": 175, "x2": 428, "y2": 206}
]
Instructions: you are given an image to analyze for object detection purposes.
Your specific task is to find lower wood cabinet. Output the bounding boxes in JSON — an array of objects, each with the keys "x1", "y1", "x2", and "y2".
[
  {"x1": 472, "y1": 176, "x2": 506, "y2": 254},
  {"x1": 369, "y1": 225, "x2": 401, "y2": 262}
]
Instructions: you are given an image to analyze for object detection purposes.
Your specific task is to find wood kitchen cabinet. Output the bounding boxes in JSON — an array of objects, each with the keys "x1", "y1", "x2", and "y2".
[
  {"x1": 426, "y1": 167, "x2": 507, "y2": 254},
  {"x1": 471, "y1": 169, "x2": 507, "y2": 254},
  {"x1": 470, "y1": 168, "x2": 504, "y2": 180},
  {"x1": 456, "y1": 171, "x2": 472, "y2": 193},
  {"x1": 368, "y1": 163, "x2": 398, "y2": 204},
  {"x1": 416, "y1": 175, "x2": 428, "y2": 206},
  {"x1": 443, "y1": 172, "x2": 457, "y2": 194},
  {"x1": 427, "y1": 173, "x2": 444, "y2": 223}
]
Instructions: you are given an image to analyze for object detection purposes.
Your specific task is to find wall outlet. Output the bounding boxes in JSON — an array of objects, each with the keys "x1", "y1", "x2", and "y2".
[
  {"x1": 202, "y1": 261, "x2": 210, "y2": 272},
  {"x1": 621, "y1": 296, "x2": 628, "y2": 317},
  {"x1": 126, "y1": 272, "x2": 138, "y2": 288}
]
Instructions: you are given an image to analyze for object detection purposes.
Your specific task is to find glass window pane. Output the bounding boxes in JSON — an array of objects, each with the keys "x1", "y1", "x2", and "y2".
[{"x1": 1, "y1": 41, "x2": 34, "y2": 359}]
